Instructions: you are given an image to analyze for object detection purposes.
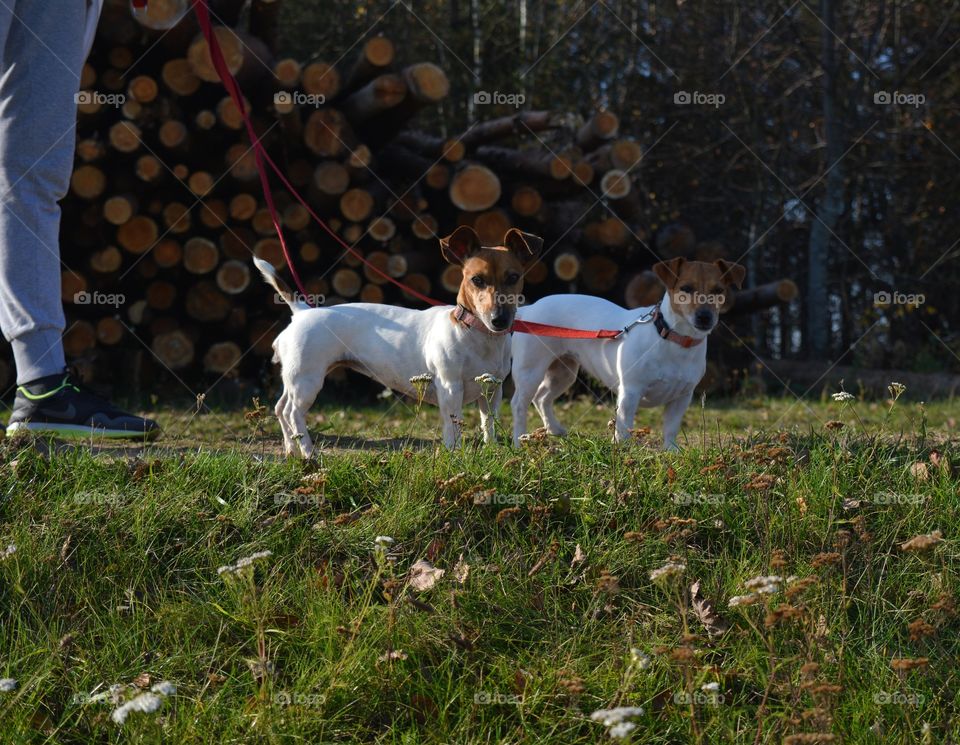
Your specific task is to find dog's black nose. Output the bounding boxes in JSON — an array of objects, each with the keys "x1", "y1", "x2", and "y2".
[
  {"x1": 694, "y1": 309, "x2": 715, "y2": 329},
  {"x1": 491, "y1": 312, "x2": 511, "y2": 330}
]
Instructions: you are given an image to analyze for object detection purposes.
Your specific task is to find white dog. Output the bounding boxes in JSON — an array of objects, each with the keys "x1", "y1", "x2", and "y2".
[
  {"x1": 255, "y1": 226, "x2": 541, "y2": 456},
  {"x1": 510, "y1": 258, "x2": 745, "y2": 449}
]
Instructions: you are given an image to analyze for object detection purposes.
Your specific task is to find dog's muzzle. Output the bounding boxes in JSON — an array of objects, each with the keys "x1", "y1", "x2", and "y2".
[
  {"x1": 693, "y1": 309, "x2": 716, "y2": 331},
  {"x1": 490, "y1": 310, "x2": 513, "y2": 331}
]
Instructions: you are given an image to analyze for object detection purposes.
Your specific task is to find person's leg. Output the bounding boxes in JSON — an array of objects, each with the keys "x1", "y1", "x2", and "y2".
[
  {"x1": 1, "y1": 1, "x2": 158, "y2": 439},
  {"x1": 0, "y1": 0, "x2": 87, "y2": 385}
]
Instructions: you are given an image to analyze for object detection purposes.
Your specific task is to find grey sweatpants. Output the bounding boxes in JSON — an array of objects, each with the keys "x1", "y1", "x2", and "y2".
[{"x1": 0, "y1": 0, "x2": 90, "y2": 384}]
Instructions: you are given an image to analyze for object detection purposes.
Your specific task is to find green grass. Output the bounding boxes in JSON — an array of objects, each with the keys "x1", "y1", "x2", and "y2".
[{"x1": 1, "y1": 392, "x2": 959, "y2": 743}]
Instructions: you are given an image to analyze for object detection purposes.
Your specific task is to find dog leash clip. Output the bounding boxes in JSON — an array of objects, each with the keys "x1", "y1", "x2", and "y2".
[{"x1": 614, "y1": 305, "x2": 659, "y2": 339}]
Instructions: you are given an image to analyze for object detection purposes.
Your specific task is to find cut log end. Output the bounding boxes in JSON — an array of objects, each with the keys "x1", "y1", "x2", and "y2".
[
  {"x1": 109, "y1": 121, "x2": 142, "y2": 153},
  {"x1": 274, "y1": 58, "x2": 302, "y2": 89},
  {"x1": 600, "y1": 169, "x2": 631, "y2": 200},
  {"x1": 203, "y1": 341, "x2": 243, "y2": 374},
  {"x1": 552, "y1": 252, "x2": 581, "y2": 282},
  {"x1": 162, "y1": 58, "x2": 202, "y2": 96},
  {"x1": 302, "y1": 61, "x2": 341, "y2": 99},
  {"x1": 183, "y1": 237, "x2": 219, "y2": 275},
  {"x1": 152, "y1": 330, "x2": 195, "y2": 370},
  {"x1": 117, "y1": 216, "x2": 159, "y2": 254},
  {"x1": 71, "y1": 166, "x2": 106, "y2": 200},
  {"x1": 188, "y1": 27, "x2": 244, "y2": 83},
  {"x1": 90, "y1": 246, "x2": 123, "y2": 273},
  {"x1": 340, "y1": 189, "x2": 374, "y2": 223},
  {"x1": 449, "y1": 164, "x2": 501, "y2": 212},
  {"x1": 511, "y1": 186, "x2": 543, "y2": 217},
  {"x1": 404, "y1": 62, "x2": 450, "y2": 103}
]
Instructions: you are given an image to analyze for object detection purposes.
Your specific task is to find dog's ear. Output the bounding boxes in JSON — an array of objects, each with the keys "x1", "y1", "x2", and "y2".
[
  {"x1": 652, "y1": 257, "x2": 686, "y2": 289},
  {"x1": 439, "y1": 225, "x2": 481, "y2": 265},
  {"x1": 714, "y1": 259, "x2": 746, "y2": 290},
  {"x1": 503, "y1": 228, "x2": 542, "y2": 264}
]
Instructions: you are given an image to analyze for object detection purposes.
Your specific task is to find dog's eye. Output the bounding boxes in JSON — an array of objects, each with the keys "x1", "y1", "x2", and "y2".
[
  {"x1": 471, "y1": 275, "x2": 486, "y2": 288},
  {"x1": 679, "y1": 285, "x2": 694, "y2": 294},
  {"x1": 711, "y1": 286, "x2": 724, "y2": 295},
  {"x1": 504, "y1": 273, "x2": 520, "y2": 285}
]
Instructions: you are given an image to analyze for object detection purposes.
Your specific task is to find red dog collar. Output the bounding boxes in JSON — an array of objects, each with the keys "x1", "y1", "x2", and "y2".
[
  {"x1": 653, "y1": 307, "x2": 703, "y2": 349},
  {"x1": 452, "y1": 305, "x2": 511, "y2": 336}
]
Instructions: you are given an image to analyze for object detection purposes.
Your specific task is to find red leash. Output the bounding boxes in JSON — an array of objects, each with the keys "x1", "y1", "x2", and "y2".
[
  {"x1": 512, "y1": 319, "x2": 620, "y2": 338},
  {"x1": 190, "y1": 0, "x2": 626, "y2": 339}
]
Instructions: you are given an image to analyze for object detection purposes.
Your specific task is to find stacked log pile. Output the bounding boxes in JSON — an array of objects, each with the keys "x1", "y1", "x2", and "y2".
[{"x1": 34, "y1": 0, "x2": 795, "y2": 391}]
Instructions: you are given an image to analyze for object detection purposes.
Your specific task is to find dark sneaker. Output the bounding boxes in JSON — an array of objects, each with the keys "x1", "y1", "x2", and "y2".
[{"x1": 5, "y1": 370, "x2": 160, "y2": 440}]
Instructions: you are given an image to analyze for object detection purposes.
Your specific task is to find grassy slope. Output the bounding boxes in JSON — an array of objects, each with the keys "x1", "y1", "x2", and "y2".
[{"x1": 0, "y1": 395, "x2": 958, "y2": 743}]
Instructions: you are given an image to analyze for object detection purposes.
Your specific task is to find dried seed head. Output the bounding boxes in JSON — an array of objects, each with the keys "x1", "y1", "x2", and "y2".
[
  {"x1": 908, "y1": 618, "x2": 936, "y2": 642},
  {"x1": 900, "y1": 530, "x2": 943, "y2": 553}
]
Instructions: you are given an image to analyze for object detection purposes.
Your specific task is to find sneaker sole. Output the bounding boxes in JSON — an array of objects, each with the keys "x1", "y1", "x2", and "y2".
[{"x1": 6, "y1": 421, "x2": 161, "y2": 441}]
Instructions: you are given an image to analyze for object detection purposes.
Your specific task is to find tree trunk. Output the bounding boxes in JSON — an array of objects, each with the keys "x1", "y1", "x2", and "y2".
[{"x1": 806, "y1": 0, "x2": 844, "y2": 358}]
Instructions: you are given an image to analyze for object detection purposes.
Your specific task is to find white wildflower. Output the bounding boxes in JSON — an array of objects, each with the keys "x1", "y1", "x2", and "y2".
[
  {"x1": 649, "y1": 561, "x2": 686, "y2": 583},
  {"x1": 218, "y1": 550, "x2": 272, "y2": 577},
  {"x1": 234, "y1": 550, "x2": 272, "y2": 570},
  {"x1": 108, "y1": 679, "x2": 176, "y2": 725},
  {"x1": 0, "y1": 678, "x2": 17, "y2": 692},
  {"x1": 728, "y1": 593, "x2": 761, "y2": 607},
  {"x1": 474, "y1": 373, "x2": 502, "y2": 386},
  {"x1": 701, "y1": 681, "x2": 720, "y2": 693},
  {"x1": 608, "y1": 721, "x2": 637, "y2": 739},
  {"x1": 374, "y1": 536, "x2": 395, "y2": 550},
  {"x1": 409, "y1": 373, "x2": 434, "y2": 405},
  {"x1": 111, "y1": 692, "x2": 164, "y2": 725},
  {"x1": 590, "y1": 706, "x2": 645, "y2": 726},
  {"x1": 832, "y1": 391, "x2": 855, "y2": 402},
  {"x1": 888, "y1": 382, "x2": 906, "y2": 399},
  {"x1": 744, "y1": 575, "x2": 783, "y2": 591},
  {"x1": 0, "y1": 543, "x2": 16, "y2": 561}
]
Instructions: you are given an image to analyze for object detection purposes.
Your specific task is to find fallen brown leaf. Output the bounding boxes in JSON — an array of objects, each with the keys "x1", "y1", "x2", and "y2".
[
  {"x1": 408, "y1": 559, "x2": 445, "y2": 591},
  {"x1": 689, "y1": 580, "x2": 729, "y2": 637}
]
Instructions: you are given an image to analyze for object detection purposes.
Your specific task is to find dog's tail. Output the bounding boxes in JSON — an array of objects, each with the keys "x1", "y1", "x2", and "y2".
[{"x1": 254, "y1": 257, "x2": 309, "y2": 313}]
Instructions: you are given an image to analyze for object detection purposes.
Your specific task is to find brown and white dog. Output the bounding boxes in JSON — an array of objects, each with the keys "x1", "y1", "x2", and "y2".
[
  {"x1": 510, "y1": 258, "x2": 746, "y2": 449},
  {"x1": 255, "y1": 226, "x2": 541, "y2": 456}
]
